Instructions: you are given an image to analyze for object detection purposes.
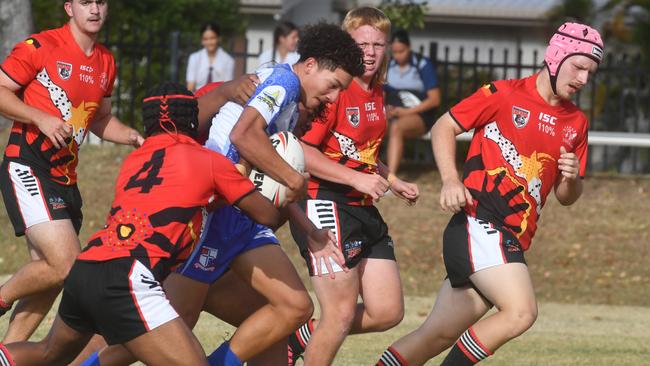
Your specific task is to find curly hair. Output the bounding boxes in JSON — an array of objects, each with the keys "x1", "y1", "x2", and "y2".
[
  {"x1": 298, "y1": 22, "x2": 364, "y2": 78},
  {"x1": 142, "y1": 82, "x2": 198, "y2": 138}
]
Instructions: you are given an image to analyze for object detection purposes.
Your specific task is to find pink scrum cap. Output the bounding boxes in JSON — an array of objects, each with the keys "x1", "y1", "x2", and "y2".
[{"x1": 545, "y1": 22, "x2": 604, "y2": 92}]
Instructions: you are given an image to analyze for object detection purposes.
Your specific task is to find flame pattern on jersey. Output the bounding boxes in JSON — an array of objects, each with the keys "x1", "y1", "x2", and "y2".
[{"x1": 484, "y1": 122, "x2": 554, "y2": 215}]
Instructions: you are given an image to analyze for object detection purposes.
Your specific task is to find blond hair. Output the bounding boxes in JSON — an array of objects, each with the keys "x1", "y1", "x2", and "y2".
[{"x1": 342, "y1": 7, "x2": 391, "y2": 87}]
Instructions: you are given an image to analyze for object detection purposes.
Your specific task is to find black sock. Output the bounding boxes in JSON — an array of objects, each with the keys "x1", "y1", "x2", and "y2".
[{"x1": 441, "y1": 327, "x2": 492, "y2": 366}]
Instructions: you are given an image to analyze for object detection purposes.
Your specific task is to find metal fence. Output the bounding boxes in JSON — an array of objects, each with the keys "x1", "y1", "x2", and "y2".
[{"x1": 102, "y1": 27, "x2": 650, "y2": 174}]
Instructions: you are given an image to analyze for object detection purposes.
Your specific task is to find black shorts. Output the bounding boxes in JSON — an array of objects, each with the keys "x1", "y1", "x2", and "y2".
[
  {"x1": 385, "y1": 89, "x2": 437, "y2": 131},
  {"x1": 59, "y1": 258, "x2": 178, "y2": 345},
  {"x1": 443, "y1": 213, "x2": 526, "y2": 288},
  {"x1": 290, "y1": 199, "x2": 395, "y2": 276},
  {"x1": 0, "y1": 159, "x2": 82, "y2": 236}
]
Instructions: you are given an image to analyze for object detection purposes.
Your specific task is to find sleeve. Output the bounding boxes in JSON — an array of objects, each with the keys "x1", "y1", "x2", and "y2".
[
  {"x1": 300, "y1": 100, "x2": 338, "y2": 147},
  {"x1": 449, "y1": 82, "x2": 502, "y2": 132},
  {"x1": 419, "y1": 57, "x2": 439, "y2": 90},
  {"x1": 104, "y1": 54, "x2": 116, "y2": 97},
  {"x1": 0, "y1": 36, "x2": 44, "y2": 87},
  {"x1": 186, "y1": 53, "x2": 197, "y2": 83},
  {"x1": 575, "y1": 116, "x2": 589, "y2": 178},
  {"x1": 210, "y1": 153, "x2": 256, "y2": 204},
  {"x1": 247, "y1": 68, "x2": 299, "y2": 125}
]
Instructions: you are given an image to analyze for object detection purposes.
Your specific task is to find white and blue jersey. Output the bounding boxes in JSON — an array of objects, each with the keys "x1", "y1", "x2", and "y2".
[
  {"x1": 205, "y1": 63, "x2": 300, "y2": 164},
  {"x1": 178, "y1": 64, "x2": 301, "y2": 284}
]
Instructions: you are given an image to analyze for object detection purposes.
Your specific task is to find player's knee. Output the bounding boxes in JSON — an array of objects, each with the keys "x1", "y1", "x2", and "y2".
[
  {"x1": 389, "y1": 121, "x2": 403, "y2": 136},
  {"x1": 321, "y1": 305, "x2": 355, "y2": 334},
  {"x1": 502, "y1": 303, "x2": 537, "y2": 338},
  {"x1": 372, "y1": 303, "x2": 404, "y2": 331},
  {"x1": 48, "y1": 256, "x2": 76, "y2": 286},
  {"x1": 280, "y1": 291, "x2": 314, "y2": 327}
]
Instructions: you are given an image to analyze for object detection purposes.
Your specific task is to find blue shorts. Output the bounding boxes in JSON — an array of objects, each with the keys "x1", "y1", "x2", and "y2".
[{"x1": 176, "y1": 204, "x2": 279, "y2": 283}]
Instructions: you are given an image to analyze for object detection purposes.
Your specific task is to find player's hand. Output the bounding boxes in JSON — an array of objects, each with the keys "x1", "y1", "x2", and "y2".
[
  {"x1": 34, "y1": 112, "x2": 72, "y2": 149},
  {"x1": 351, "y1": 172, "x2": 390, "y2": 201},
  {"x1": 440, "y1": 177, "x2": 473, "y2": 213},
  {"x1": 307, "y1": 228, "x2": 348, "y2": 279},
  {"x1": 283, "y1": 172, "x2": 309, "y2": 206},
  {"x1": 389, "y1": 178, "x2": 419, "y2": 206},
  {"x1": 558, "y1": 146, "x2": 580, "y2": 181},
  {"x1": 230, "y1": 74, "x2": 259, "y2": 105},
  {"x1": 128, "y1": 129, "x2": 145, "y2": 147}
]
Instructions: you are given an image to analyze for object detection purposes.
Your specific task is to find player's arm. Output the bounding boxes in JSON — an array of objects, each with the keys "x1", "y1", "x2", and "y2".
[
  {"x1": 431, "y1": 112, "x2": 473, "y2": 212},
  {"x1": 197, "y1": 74, "x2": 258, "y2": 135},
  {"x1": 301, "y1": 142, "x2": 389, "y2": 201},
  {"x1": 554, "y1": 146, "x2": 583, "y2": 205},
  {"x1": 89, "y1": 97, "x2": 144, "y2": 147},
  {"x1": 0, "y1": 69, "x2": 71, "y2": 148},
  {"x1": 235, "y1": 190, "x2": 286, "y2": 230},
  {"x1": 376, "y1": 160, "x2": 419, "y2": 204},
  {"x1": 230, "y1": 107, "x2": 306, "y2": 201}
]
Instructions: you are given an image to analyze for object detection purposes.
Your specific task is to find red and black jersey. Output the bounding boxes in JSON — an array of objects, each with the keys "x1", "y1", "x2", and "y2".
[
  {"x1": 77, "y1": 133, "x2": 255, "y2": 279},
  {"x1": 301, "y1": 80, "x2": 386, "y2": 206},
  {"x1": 1, "y1": 24, "x2": 116, "y2": 186},
  {"x1": 450, "y1": 73, "x2": 589, "y2": 250}
]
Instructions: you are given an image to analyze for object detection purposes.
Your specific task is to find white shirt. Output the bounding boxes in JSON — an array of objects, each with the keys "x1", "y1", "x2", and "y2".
[
  {"x1": 257, "y1": 49, "x2": 300, "y2": 69},
  {"x1": 186, "y1": 47, "x2": 234, "y2": 89}
]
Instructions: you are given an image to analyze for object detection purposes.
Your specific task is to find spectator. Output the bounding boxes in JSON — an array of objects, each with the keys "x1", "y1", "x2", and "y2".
[
  {"x1": 385, "y1": 29, "x2": 440, "y2": 173},
  {"x1": 186, "y1": 22, "x2": 234, "y2": 92},
  {"x1": 257, "y1": 21, "x2": 300, "y2": 67}
]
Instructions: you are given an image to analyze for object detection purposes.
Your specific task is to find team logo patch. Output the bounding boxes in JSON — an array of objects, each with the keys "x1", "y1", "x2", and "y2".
[
  {"x1": 562, "y1": 126, "x2": 578, "y2": 147},
  {"x1": 344, "y1": 240, "x2": 363, "y2": 259},
  {"x1": 255, "y1": 85, "x2": 285, "y2": 114},
  {"x1": 101, "y1": 209, "x2": 153, "y2": 247},
  {"x1": 57, "y1": 61, "x2": 73, "y2": 80},
  {"x1": 194, "y1": 246, "x2": 218, "y2": 272},
  {"x1": 48, "y1": 197, "x2": 66, "y2": 210},
  {"x1": 512, "y1": 106, "x2": 530, "y2": 128},
  {"x1": 346, "y1": 107, "x2": 360, "y2": 127}
]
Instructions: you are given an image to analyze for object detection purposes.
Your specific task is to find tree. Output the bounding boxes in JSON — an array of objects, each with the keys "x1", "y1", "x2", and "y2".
[
  {"x1": 0, "y1": 0, "x2": 33, "y2": 128},
  {"x1": 379, "y1": 0, "x2": 427, "y2": 31}
]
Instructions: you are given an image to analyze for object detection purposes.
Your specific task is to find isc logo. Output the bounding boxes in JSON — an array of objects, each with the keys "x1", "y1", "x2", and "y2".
[{"x1": 538, "y1": 112, "x2": 557, "y2": 125}]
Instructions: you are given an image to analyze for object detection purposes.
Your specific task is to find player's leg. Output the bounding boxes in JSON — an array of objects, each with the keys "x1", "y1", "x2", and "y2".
[
  {"x1": 0, "y1": 220, "x2": 80, "y2": 341},
  {"x1": 437, "y1": 263, "x2": 537, "y2": 365},
  {"x1": 0, "y1": 314, "x2": 94, "y2": 365},
  {"x1": 2, "y1": 237, "x2": 61, "y2": 343},
  {"x1": 387, "y1": 114, "x2": 426, "y2": 173},
  {"x1": 302, "y1": 268, "x2": 360, "y2": 366},
  {"x1": 122, "y1": 318, "x2": 208, "y2": 366},
  {"x1": 376, "y1": 279, "x2": 491, "y2": 366},
  {"x1": 350, "y1": 257, "x2": 404, "y2": 334},
  {"x1": 202, "y1": 270, "x2": 286, "y2": 366},
  {"x1": 207, "y1": 244, "x2": 313, "y2": 364}
]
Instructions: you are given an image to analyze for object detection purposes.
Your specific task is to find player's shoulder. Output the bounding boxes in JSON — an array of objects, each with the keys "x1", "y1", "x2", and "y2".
[
  {"x1": 258, "y1": 64, "x2": 299, "y2": 88},
  {"x1": 15, "y1": 26, "x2": 62, "y2": 54},
  {"x1": 94, "y1": 42, "x2": 114, "y2": 59}
]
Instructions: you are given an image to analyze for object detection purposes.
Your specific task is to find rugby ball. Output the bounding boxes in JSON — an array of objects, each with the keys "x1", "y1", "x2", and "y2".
[{"x1": 249, "y1": 131, "x2": 305, "y2": 207}]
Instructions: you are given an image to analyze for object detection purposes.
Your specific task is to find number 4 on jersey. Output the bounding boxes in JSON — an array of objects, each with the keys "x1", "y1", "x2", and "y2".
[{"x1": 125, "y1": 148, "x2": 165, "y2": 193}]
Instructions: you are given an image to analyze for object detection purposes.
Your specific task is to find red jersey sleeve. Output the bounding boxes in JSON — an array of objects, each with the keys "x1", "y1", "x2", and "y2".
[
  {"x1": 300, "y1": 101, "x2": 338, "y2": 147},
  {"x1": 210, "y1": 153, "x2": 256, "y2": 204},
  {"x1": 104, "y1": 55, "x2": 116, "y2": 97},
  {"x1": 0, "y1": 36, "x2": 44, "y2": 87},
  {"x1": 449, "y1": 82, "x2": 502, "y2": 131},
  {"x1": 575, "y1": 116, "x2": 589, "y2": 178}
]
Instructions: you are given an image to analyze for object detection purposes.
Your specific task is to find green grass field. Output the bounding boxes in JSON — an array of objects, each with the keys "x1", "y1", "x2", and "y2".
[{"x1": 1, "y1": 131, "x2": 649, "y2": 365}]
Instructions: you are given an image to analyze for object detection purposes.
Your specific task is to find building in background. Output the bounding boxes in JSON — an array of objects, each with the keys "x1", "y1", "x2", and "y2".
[{"x1": 240, "y1": 0, "x2": 559, "y2": 72}]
